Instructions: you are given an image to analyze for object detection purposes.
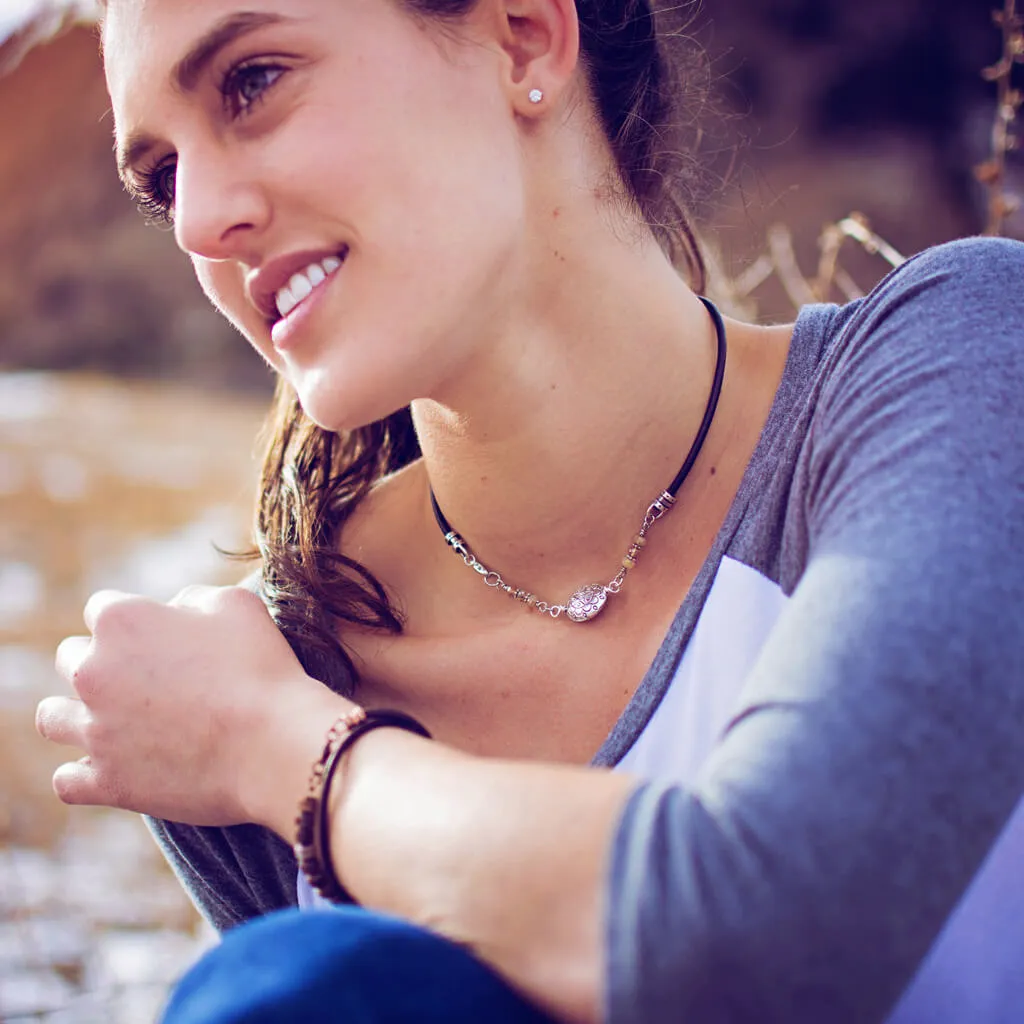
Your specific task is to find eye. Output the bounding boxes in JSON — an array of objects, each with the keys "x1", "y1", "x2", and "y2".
[
  {"x1": 221, "y1": 61, "x2": 286, "y2": 119},
  {"x1": 133, "y1": 158, "x2": 177, "y2": 226}
]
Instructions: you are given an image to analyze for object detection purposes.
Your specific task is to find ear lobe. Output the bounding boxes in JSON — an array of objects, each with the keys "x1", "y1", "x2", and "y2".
[{"x1": 498, "y1": 0, "x2": 579, "y2": 108}]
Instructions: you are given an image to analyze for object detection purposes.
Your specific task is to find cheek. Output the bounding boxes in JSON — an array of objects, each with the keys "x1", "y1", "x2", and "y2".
[
  {"x1": 192, "y1": 258, "x2": 237, "y2": 322},
  {"x1": 192, "y1": 258, "x2": 279, "y2": 367},
  {"x1": 295, "y1": 33, "x2": 523, "y2": 266}
]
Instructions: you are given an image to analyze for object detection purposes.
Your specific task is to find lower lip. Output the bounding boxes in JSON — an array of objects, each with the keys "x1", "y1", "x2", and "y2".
[{"x1": 270, "y1": 262, "x2": 344, "y2": 352}]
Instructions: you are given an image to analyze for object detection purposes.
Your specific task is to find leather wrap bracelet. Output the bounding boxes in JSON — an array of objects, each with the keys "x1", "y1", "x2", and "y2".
[{"x1": 294, "y1": 707, "x2": 433, "y2": 903}]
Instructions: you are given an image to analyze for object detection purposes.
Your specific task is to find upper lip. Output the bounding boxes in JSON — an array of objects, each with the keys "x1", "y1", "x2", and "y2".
[{"x1": 245, "y1": 247, "x2": 347, "y2": 323}]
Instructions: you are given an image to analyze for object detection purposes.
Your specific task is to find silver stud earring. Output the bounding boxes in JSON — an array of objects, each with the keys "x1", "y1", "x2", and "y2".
[{"x1": 528, "y1": 88, "x2": 543, "y2": 104}]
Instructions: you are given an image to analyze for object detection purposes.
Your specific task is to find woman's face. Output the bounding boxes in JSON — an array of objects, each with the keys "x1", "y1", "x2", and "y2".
[{"x1": 104, "y1": 0, "x2": 528, "y2": 430}]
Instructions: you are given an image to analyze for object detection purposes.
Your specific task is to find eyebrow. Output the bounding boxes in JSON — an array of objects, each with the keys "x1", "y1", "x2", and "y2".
[{"x1": 116, "y1": 10, "x2": 291, "y2": 183}]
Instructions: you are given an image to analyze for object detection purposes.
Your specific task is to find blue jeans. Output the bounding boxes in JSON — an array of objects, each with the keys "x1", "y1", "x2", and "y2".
[{"x1": 161, "y1": 907, "x2": 559, "y2": 1023}]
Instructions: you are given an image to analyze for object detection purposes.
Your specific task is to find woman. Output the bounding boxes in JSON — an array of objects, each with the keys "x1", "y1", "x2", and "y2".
[{"x1": 35, "y1": 0, "x2": 1024, "y2": 1021}]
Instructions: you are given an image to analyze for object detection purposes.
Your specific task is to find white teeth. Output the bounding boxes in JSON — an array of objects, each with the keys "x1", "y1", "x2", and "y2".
[
  {"x1": 288, "y1": 273, "x2": 313, "y2": 304},
  {"x1": 274, "y1": 254, "x2": 345, "y2": 320},
  {"x1": 276, "y1": 283, "x2": 296, "y2": 317}
]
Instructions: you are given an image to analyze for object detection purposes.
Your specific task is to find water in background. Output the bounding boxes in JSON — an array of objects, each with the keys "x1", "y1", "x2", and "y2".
[{"x1": 0, "y1": 372, "x2": 267, "y2": 1022}]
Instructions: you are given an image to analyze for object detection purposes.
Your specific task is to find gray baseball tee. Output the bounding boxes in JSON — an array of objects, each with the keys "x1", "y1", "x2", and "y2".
[{"x1": 148, "y1": 237, "x2": 1024, "y2": 1023}]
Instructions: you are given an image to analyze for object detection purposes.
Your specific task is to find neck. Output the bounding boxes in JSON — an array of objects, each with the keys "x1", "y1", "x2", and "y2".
[{"x1": 410, "y1": 230, "x2": 725, "y2": 604}]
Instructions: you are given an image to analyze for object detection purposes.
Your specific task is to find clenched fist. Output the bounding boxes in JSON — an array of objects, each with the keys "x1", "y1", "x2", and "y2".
[{"x1": 36, "y1": 585, "x2": 353, "y2": 836}]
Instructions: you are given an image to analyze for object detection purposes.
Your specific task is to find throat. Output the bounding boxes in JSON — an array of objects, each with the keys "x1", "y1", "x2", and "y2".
[{"x1": 420, "y1": 297, "x2": 727, "y2": 624}]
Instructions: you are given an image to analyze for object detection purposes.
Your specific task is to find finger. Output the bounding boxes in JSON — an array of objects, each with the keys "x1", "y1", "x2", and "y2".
[
  {"x1": 54, "y1": 757, "x2": 132, "y2": 811},
  {"x1": 52, "y1": 757, "x2": 120, "y2": 808},
  {"x1": 54, "y1": 635, "x2": 91, "y2": 687},
  {"x1": 36, "y1": 695, "x2": 90, "y2": 747},
  {"x1": 82, "y1": 589, "x2": 137, "y2": 633}
]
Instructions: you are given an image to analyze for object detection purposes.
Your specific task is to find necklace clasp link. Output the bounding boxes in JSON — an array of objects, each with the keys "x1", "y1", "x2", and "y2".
[{"x1": 646, "y1": 491, "x2": 677, "y2": 522}]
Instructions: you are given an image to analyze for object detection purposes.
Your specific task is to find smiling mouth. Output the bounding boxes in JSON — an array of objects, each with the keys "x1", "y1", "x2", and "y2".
[{"x1": 272, "y1": 248, "x2": 348, "y2": 324}]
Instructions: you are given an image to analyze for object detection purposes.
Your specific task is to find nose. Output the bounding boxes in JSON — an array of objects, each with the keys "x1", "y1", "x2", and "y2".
[{"x1": 172, "y1": 144, "x2": 270, "y2": 262}]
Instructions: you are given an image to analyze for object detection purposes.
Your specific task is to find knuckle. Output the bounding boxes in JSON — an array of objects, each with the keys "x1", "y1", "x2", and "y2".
[
  {"x1": 92, "y1": 600, "x2": 131, "y2": 632},
  {"x1": 54, "y1": 635, "x2": 88, "y2": 681},
  {"x1": 219, "y1": 585, "x2": 258, "y2": 612},
  {"x1": 87, "y1": 591, "x2": 148, "y2": 637},
  {"x1": 69, "y1": 661, "x2": 100, "y2": 702}
]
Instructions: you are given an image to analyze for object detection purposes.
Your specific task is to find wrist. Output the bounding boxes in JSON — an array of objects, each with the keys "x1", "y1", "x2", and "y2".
[
  {"x1": 323, "y1": 724, "x2": 438, "y2": 908},
  {"x1": 245, "y1": 682, "x2": 360, "y2": 837},
  {"x1": 302, "y1": 712, "x2": 433, "y2": 905}
]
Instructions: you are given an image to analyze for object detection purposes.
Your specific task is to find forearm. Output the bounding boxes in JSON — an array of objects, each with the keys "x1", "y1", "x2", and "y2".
[{"x1": 330, "y1": 728, "x2": 636, "y2": 1024}]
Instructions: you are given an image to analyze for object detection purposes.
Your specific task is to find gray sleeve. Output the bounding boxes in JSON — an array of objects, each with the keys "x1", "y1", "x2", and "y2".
[
  {"x1": 142, "y1": 570, "x2": 301, "y2": 932},
  {"x1": 606, "y1": 238, "x2": 1024, "y2": 1024},
  {"x1": 146, "y1": 815, "x2": 299, "y2": 931}
]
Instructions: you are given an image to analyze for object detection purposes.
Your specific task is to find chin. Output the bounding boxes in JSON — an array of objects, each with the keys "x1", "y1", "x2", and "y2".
[{"x1": 290, "y1": 368, "x2": 414, "y2": 435}]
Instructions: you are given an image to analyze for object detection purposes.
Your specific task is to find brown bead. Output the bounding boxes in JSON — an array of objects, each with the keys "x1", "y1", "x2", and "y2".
[
  {"x1": 622, "y1": 556, "x2": 636, "y2": 569},
  {"x1": 634, "y1": 535, "x2": 647, "y2": 547}
]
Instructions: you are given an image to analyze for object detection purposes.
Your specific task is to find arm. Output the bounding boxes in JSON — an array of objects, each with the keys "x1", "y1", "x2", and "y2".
[
  {"x1": 262, "y1": 723, "x2": 637, "y2": 1023},
  {"x1": 597, "y1": 239, "x2": 1024, "y2": 1023}
]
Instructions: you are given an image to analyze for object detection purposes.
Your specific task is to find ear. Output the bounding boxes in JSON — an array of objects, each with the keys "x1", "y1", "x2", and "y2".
[{"x1": 490, "y1": 0, "x2": 580, "y2": 114}]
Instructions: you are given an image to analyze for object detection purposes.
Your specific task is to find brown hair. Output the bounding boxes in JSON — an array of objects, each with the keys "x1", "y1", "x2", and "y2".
[{"x1": 257, "y1": 0, "x2": 708, "y2": 695}]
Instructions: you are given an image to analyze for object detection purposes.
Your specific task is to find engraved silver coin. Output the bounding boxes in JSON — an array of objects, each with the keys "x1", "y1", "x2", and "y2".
[{"x1": 565, "y1": 584, "x2": 608, "y2": 622}]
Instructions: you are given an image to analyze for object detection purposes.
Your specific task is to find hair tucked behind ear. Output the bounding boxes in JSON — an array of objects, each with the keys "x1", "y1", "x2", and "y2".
[
  {"x1": 253, "y1": 0, "x2": 709, "y2": 695},
  {"x1": 576, "y1": 0, "x2": 706, "y2": 290},
  {"x1": 408, "y1": 0, "x2": 708, "y2": 289}
]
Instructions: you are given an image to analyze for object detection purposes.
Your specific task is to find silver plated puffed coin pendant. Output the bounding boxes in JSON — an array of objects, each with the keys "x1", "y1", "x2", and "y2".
[{"x1": 565, "y1": 585, "x2": 608, "y2": 622}]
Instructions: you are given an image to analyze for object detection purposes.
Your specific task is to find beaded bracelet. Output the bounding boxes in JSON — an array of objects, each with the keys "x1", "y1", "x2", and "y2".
[{"x1": 294, "y1": 707, "x2": 433, "y2": 903}]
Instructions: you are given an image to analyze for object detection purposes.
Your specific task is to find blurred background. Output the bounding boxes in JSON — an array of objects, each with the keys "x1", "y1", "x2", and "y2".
[{"x1": 0, "y1": 0, "x2": 1021, "y2": 1020}]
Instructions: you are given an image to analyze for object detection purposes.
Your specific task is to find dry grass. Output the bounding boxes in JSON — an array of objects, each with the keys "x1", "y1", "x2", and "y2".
[
  {"x1": 709, "y1": 0, "x2": 1021, "y2": 319},
  {"x1": 976, "y1": 0, "x2": 1024, "y2": 234}
]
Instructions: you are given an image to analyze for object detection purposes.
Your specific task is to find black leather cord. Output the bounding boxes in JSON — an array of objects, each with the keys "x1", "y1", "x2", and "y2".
[{"x1": 430, "y1": 295, "x2": 729, "y2": 536}]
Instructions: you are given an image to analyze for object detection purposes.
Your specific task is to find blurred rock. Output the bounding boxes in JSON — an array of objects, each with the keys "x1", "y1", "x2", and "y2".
[
  {"x1": 0, "y1": 814, "x2": 215, "y2": 1023},
  {"x1": 0, "y1": 13, "x2": 270, "y2": 388}
]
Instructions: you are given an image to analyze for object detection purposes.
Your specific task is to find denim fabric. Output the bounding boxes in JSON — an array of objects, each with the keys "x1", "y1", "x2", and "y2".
[{"x1": 162, "y1": 907, "x2": 556, "y2": 1024}]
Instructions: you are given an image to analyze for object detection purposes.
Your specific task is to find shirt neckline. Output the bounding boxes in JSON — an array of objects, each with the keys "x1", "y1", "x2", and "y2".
[{"x1": 591, "y1": 301, "x2": 838, "y2": 768}]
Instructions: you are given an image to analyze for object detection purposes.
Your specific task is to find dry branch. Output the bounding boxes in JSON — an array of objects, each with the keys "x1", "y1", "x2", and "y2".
[{"x1": 976, "y1": 0, "x2": 1023, "y2": 234}]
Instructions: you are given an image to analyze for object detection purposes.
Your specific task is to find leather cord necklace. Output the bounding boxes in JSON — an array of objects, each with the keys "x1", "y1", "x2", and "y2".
[{"x1": 429, "y1": 296, "x2": 728, "y2": 623}]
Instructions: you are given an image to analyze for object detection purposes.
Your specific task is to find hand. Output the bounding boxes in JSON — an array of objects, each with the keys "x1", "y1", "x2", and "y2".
[{"x1": 36, "y1": 585, "x2": 351, "y2": 832}]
